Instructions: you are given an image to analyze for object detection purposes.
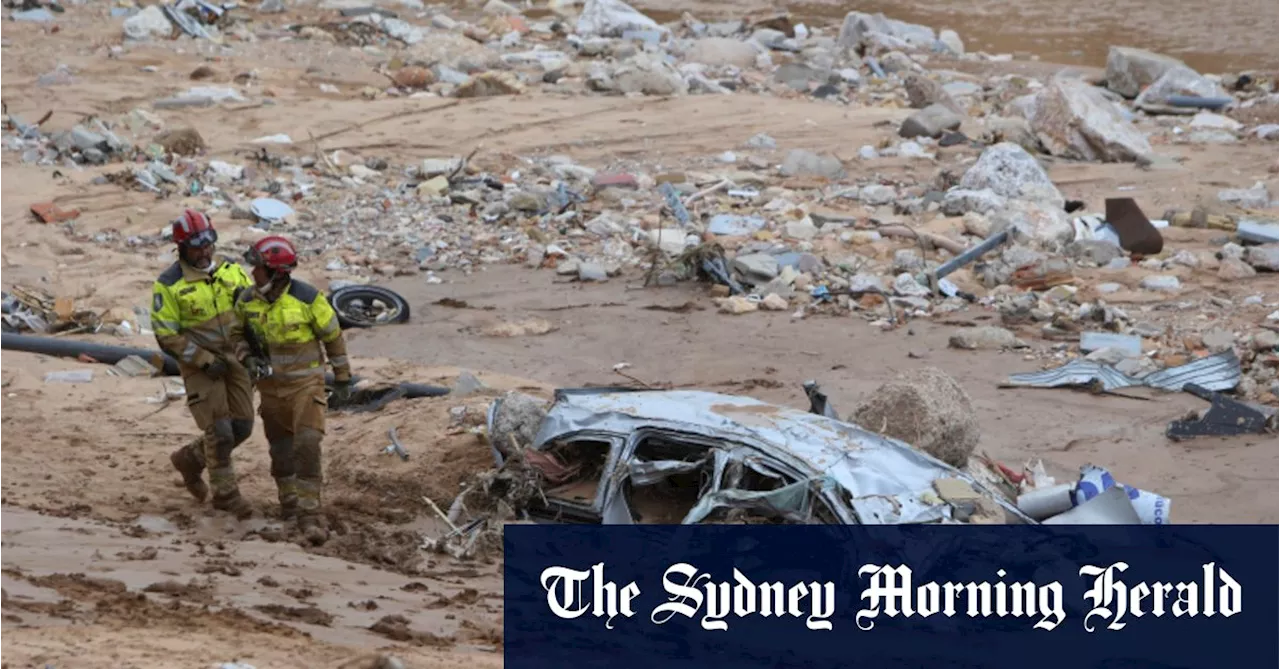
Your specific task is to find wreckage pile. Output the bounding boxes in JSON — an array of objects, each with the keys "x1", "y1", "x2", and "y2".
[{"x1": 3, "y1": 3, "x2": 1277, "y2": 400}]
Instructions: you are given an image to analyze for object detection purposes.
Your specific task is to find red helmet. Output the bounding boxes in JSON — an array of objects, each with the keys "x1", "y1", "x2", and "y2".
[
  {"x1": 245, "y1": 236, "x2": 298, "y2": 273},
  {"x1": 172, "y1": 209, "x2": 217, "y2": 247}
]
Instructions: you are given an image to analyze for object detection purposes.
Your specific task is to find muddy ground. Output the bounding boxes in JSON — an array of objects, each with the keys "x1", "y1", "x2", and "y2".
[{"x1": 2, "y1": 1, "x2": 1278, "y2": 667}]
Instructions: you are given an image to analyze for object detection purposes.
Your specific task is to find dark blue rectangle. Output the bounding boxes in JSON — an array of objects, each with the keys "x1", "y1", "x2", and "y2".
[{"x1": 504, "y1": 525, "x2": 1278, "y2": 669}]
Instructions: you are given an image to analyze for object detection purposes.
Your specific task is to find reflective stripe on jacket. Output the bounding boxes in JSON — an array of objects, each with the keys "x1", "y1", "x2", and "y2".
[
  {"x1": 151, "y1": 259, "x2": 253, "y2": 370},
  {"x1": 234, "y1": 279, "x2": 351, "y2": 388}
]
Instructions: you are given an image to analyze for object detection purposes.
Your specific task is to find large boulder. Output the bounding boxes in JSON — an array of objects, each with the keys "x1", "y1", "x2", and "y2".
[
  {"x1": 988, "y1": 199, "x2": 1075, "y2": 251},
  {"x1": 1134, "y1": 65, "x2": 1229, "y2": 108},
  {"x1": 488, "y1": 391, "x2": 551, "y2": 451},
  {"x1": 851, "y1": 367, "x2": 980, "y2": 468},
  {"x1": 957, "y1": 142, "x2": 1058, "y2": 200},
  {"x1": 903, "y1": 73, "x2": 961, "y2": 112},
  {"x1": 1031, "y1": 78, "x2": 1152, "y2": 162},
  {"x1": 1105, "y1": 46, "x2": 1186, "y2": 98}
]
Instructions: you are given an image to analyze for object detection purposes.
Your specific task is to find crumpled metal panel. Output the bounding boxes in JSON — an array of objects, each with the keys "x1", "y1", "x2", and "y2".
[
  {"x1": 531, "y1": 389, "x2": 1030, "y2": 525},
  {"x1": 1006, "y1": 350, "x2": 1241, "y2": 393}
]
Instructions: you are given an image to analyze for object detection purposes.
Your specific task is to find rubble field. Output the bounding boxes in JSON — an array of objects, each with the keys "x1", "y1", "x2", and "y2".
[{"x1": 2, "y1": 0, "x2": 1278, "y2": 666}]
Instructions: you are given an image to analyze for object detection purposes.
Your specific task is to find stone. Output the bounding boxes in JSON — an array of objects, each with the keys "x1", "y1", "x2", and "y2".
[
  {"x1": 1202, "y1": 328, "x2": 1236, "y2": 352},
  {"x1": 1218, "y1": 257, "x2": 1258, "y2": 280},
  {"x1": 1245, "y1": 245, "x2": 1279, "y2": 272},
  {"x1": 416, "y1": 176, "x2": 449, "y2": 198},
  {"x1": 838, "y1": 12, "x2": 936, "y2": 50},
  {"x1": 942, "y1": 189, "x2": 1007, "y2": 216},
  {"x1": 488, "y1": 391, "x2": 550, "y2": 448},
  {"x1": 893, "y1": 249, "x2": 925, "y2": 274},
  {"x1": 577, "y1": 262, "x2": 608, "y2": 282},
  {"x1": 1134, "y1": 66, "x2": 1229, "y2": 108},
  {"x1": 899, "y1": 103, "x2": 964, "y2": 139},
  {"x1": 783, "y1": 218, "x2": 819, "y2": 240},
  {"x1": 576, "y1": 0, "x2": 664, "y2": 38},
  {"x1": 937, "y1": 29, "x2": 964, "y2": 56},
  {"x1": 878, "y1": 51, "x2": 917, "y2": 74},
  {"x1": 989, "y1": 200, "x2": 1075, "y2": 251},
  {"x1": 585, "y1": 213, "x2": 625, "y2": 238},
  {"x1": 1031, "y1": 78, "x2": 1152, "y2": 162},
  {"x1": 982, "y1": 116, "x2": 1041, "y2": 154},
  {"x1": 958, "y1": 142, "x2": 1058, "y2": 201},
  {"x1": 1253, "y1": 330, "x2": 1280, "y2": 351},
  {"x1": 718, "y1": 296, "x2": 759, "y2": 314},
  {"x1": 859, "y1": 184, "x2": 897, "y2": 206},
  {"x1": 892, "y1": 273, "x2": 930, "y2": 297},
  {"x1": 948, "y1": 326, "x2": 1023, "y2": 350},
  {"x1": 1105, "y1": 47, "x2": 1186, "y2": 98},
  {"x1": 1256, "y1": 125, "x2": 1280, "y2": 141},
  {"x1": 1067, "y1": 240, "x2": 1123, "y2": 266},
  {"x1": 962, "y1": 212, "x2": 992, "y2": 237},
  {"x1": 686, "y1": 38, "x2": 759, "y2": 68},
  {"x1": 454, "y1": 71, "x2": 525, "y2": 98},
  {"x1": 123, "y1": 6, "x2": 174, "y2": 42},
  {"x1": 484, "y1": 0, "x2": 519, "y2": 15},
  {"x1": 760, "y1": 293, "x2": 790, "y2": 311},
  {"x1": 420, "y1": 158, "x2": 461, "y2": 178},
  {"x1": 848, "y1": 273, "x2": 886, "y2": 294},
  {"x1": 779, "y1": 149, "x2": 844, "y2": 179},
  {"x1": 1218, "y1": 182, "x2": 1271, "y2": 210},
  {"x1": 508, "y1": 190, "x2": 545, "y2": 212},
  {"x1": 773, "y1": 63, "x2": 827, "y2": 90},
  {"x1": 903, "y1": 73, "x2": 959, "y2": 111},
  {"x1": 732, "y1": 253, "x2": 780, "y2": 281},
  {"x1": 1189, "y1": 112, "x2": 1243, "y2": 132},
  {"x1": 1139, "y1": 275, "x2": 1181, "y2": 292},
  {"x1": 851, "y1": 367, "x2": 980, "y2": 468},
  {"x1": 613, "y1": 55, "x2": 688, "y2": 95},
  {"x1": 349, "y1": 164, "x2": 380, "y2": 180},
  {"x1": 745, "y1": 133, "x2": 777, "y2": 149},
  {"x1": 1115, "y1": 357, "x2": 1159, "y2": 378}
]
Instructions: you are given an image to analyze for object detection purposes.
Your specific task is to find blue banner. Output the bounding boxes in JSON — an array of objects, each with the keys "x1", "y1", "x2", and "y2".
[{"x1": 505, "y1": 525, "x2": 1278, "y2": 669}]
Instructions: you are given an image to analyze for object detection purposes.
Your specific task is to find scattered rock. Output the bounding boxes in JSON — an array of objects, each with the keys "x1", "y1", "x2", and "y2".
[
  {"x1": 732, "y1": 253, "x2": 780, "y2": 281},
  {"x1": 936, "y1": 29, "x2": 964, "y2": 56},
  {"x1": 686, "y1": 38, "x2": 759, "y2": 68},
  {"x1": 957, "y1": 142, "x2": 1058, "y2": 200},
  {"x1": 859, "y1": 184, "x2": 897, "y2": 206},
  {"x1": 1105, "y1": 47, "x2": 1186, "y2": 98},
  {"x1": 899, "y1": 103, "x2": 964, "y2": 139},
  {"x1": 942, "y1": 188, "x2": 1007, "y2": 216},
  {"x1": 779, "y1": 149, "x2": 844, "y2": 179},
  {"x1": 1218, "y1": 257, "x2": 1258, "y2": 280},
  {"x1": 489, "y1": 391, "x2": 550, "y2": 449},
  {"x1": 903, "y1": 73, "x2": 960, "y2": 111},
  {"x1": 1218, "y1": 182, "x2": 1271, "y2": 210},
  {"x1": 576, "y1": 0, "x2": 664, "y2": 38},
  {"x1": 123, "y1": 6, "x2": 174, "y2": 42},
  {"x1": 1134, "y1": 66, "x2": 1229, "y2": 108},
  {"x1": 453, "y1": 71, "x2": 525, "y2": 98},
  {"x1": 1245, "y1": 245, "x2": 1279, "y2": 272},
  {"x1": 760, "y1": 293, "x2": 789, "y2": 311},
  {"x1": 1031, "y1": 78, "x2": 1152, "y2": 162},
  {"x1": 947, "y1": 326, "x2": 1024, "y2": 350},
  {"x1": 1067, "y1": 240, "x2": 1123, "y2": 266},
  {"x1": 717, "y1": 295, "x2": 759, "y2": 314},
  {"x1": 1139, "y1": 275, "x2": 1181, "y2": 292}
]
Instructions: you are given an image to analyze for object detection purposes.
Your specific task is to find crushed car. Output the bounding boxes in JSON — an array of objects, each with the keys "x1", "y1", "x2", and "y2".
[{"x1": 481, "y1": 386, "x2": 1035, "y2": 526}]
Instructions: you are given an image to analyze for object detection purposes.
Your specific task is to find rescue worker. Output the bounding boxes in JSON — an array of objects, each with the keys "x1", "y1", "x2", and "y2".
[
  {"x1": 233, "y1": 236, "x2": 352, "y2": 545},
  {"x1": 151, "y1": 209, "x2": 256, "y2": 519}
]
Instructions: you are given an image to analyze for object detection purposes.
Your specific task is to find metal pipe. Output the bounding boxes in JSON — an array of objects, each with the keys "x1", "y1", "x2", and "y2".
[
  {"x1": 2, "y1": 332, "x2": 181, "y2": 375},
  {"x1": 923, "y1": 229, "x2": 1010, "y2": 284},
  {"x1": 1166, "y1": 95, "x2": 1233, "y2": 110}
]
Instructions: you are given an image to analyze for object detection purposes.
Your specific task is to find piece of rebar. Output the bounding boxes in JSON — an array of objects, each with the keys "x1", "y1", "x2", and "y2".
[{"x1": 923, "y1": 229, "x2": 1010, "y2": 284}]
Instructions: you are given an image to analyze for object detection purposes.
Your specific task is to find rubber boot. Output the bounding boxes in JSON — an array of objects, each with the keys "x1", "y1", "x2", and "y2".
[
  {"x1": 170, "y1": 440, "x2": 208, "y2": 502},
  {"x1": 276, "y1": 475, "x2": 298, "y2": 520},
  {"x1": 295, "y1": 478, "x2": 327, "y2": 545},
  {"x1": 208, "y1": 466, "x2": 254, "y2": 520},
  {"x1": 297, "y1": 512, "x2": 329, "y2": 546}
]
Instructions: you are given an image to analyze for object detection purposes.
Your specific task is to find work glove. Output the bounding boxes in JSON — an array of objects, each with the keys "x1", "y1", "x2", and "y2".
[
  {"x1": 329, "y1": 379, "x2": 354, "y2": 407},
  {"x1": 242, "y1": 356, "x2": 271, "y2": 382},
  {"x1": 202, "y1": 357, "x2": 228, "y2": 379}
]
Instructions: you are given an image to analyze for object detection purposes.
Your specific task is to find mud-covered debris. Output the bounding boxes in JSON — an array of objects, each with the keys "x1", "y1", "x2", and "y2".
[{"x1": 369, "y1": 614, "x2": 454, "y2": 646}]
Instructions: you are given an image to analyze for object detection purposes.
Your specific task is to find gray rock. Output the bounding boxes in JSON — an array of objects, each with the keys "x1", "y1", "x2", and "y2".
[
  {"x1": 780, "y1": 149, "x2": 844, "y2": 179},
  {"x1": 1189, "y1": 112, "x2": 1243, "y2": 132},
  {"x1": 948, "y1": 326, "x2": 1024, "y2": 350},
  {"x1": 860, "y1": 184, "x2": 898, "y2": 206},
  {"x1": 1139, "y1": 275, "x2": 1181, "y2": 292},
  {"x1": 578, "y1": 262, "x2": 609, "y2": 282},
  {"x1": 942, "y1": 188, "x2": 1008, "y2": 216},
  {"x1": 1032, "y1": 78, "x2": 1152, "y2": 163},
  {"x1": 1105, "y1": 47, "x2": 1186, "y2": 98},
  {"x1": 989, "y1": 200, "x2": 1075, "y2": 251},
  {"x1": 1067, "y1": 239, "x2": 1123, "y2": 266},
  {"x1": 1253, "y1": 330, "x2": 1280, "y2": 351},
  {"x1": 612, "y1": 54, "x2": 688, "y2": 95},
  {"x1": 584, "y1": 213, "x2": 625, "y2": 238},
  {"x1": 1187, "y1": 130, "x2": 1239, "y2": 145},
  {"x1": 1134, "y1": 65, "x2": 1229, "y2": 108},
  {"x1": 732, "y1": 253, "x2": 780, "y2": 281},
  {"x1": 903, "y1": 73, "x2": 960, "y2": 111},
  {"x1": 848, "y1": 273, "x2": 886, "y2": 294},
  {"x1": 1245, "y1": 245, "x2": 1279, "y2": 272},
  {"x1": 258, "y1": 0, "x2": 286, "y2": 13},
  {"x1": 936, "y1": 29, "x2": 964, "y2": 56},
  {"x1": 943, "y1": 81, "x2": 983, "y2": 99},
  {"x1": 892, "y1": 273, "x2": 931, "y2": 297},
  {"x1": 1202, "y1": 328, "x2": 1236, "y2": 352},
  {"x1": 982, "y1": 116, "x2": 1041, "y2": 154},
  {"x1": 851, "y1": 367, "x2": 980, "y2": 468},
  {"x1": 958, "y1": 142, "x2": 1058, "y2": 200},
  {"x1": 1115, "y1": 357, "x2": 1159, "y2": 378},
  {"x1": 508, "y1": 190, "x2": 545, "y2": 212},
  {"x1": 488, "y1": 391, "x2": 551, "y2": 449},
  {"x1": 838, "y1": 11, "x2": 936, "y2": 50},
  {"x1": 893, "y1": 249, "x2": 925, "y2": 273},
  {"x1": 744, "y1": 133, "x2": 777, "y2": 149},
  {"x1": 899, "y1": 103, "x2": 964, "y2": 139},
  {"x1": 878, "y1": 51, "x2": 917, "y2": 74},
  {"x1": 123, "y1": 6, "x2": 173, "y2": 41},
  {"x1": 1008, "y1": 94, "x2": 1039, "y2": 120},
  {"x1": 576, "y1": 0, "x2": 664, "y2": 38},
  {"x1": 686, "y1": 37, "x2": 759, "y2": 68},
  {"x1": 1218, "y1": 257, "x2": 1257, "y2": 280},
  {"x1": 1218, "y1": 181, "x2": 1271, "y2": 209},
  {"x1": 783, "y1": 218, "x2": 819, "y2": 240},
  {"x1": 484, "y1": 0, "x2": 519, "y2": 15},
  {"x1": 1256, "y1": 124, "x2": 1280, "y2": 141},
  {"x1": 773, "y1": 63, "x2": 827, "y2": 90}
]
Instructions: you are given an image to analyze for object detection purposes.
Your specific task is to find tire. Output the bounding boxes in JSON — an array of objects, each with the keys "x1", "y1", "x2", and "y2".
[{"x1": 329, "y1": 285, "x2": 411, "y2": 329}]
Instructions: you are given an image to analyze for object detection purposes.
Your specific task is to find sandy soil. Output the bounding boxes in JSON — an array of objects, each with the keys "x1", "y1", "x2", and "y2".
[{"x1": 1, "y1": 1, "x2": 1277, "y2": 667}]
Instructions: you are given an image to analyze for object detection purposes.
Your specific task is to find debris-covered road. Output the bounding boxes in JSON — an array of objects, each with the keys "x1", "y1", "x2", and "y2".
[{"x1": 2, "y1": 0, "x2": 1277, "y2": 665}]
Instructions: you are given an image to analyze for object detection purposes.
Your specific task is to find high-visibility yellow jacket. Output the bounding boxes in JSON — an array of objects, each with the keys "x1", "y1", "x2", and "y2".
[
  {"x1": 151, "y1": 259, "x2": 253, "y2": 372},
  {"x1": 233, "y1": 279, "x2": 351, "y2": 389}
]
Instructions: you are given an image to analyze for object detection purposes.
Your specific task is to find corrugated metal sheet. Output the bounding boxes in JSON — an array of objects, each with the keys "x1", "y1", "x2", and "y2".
[{"x1": 1006, "y1": 350, "x2": 1241, "y2": 393}]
